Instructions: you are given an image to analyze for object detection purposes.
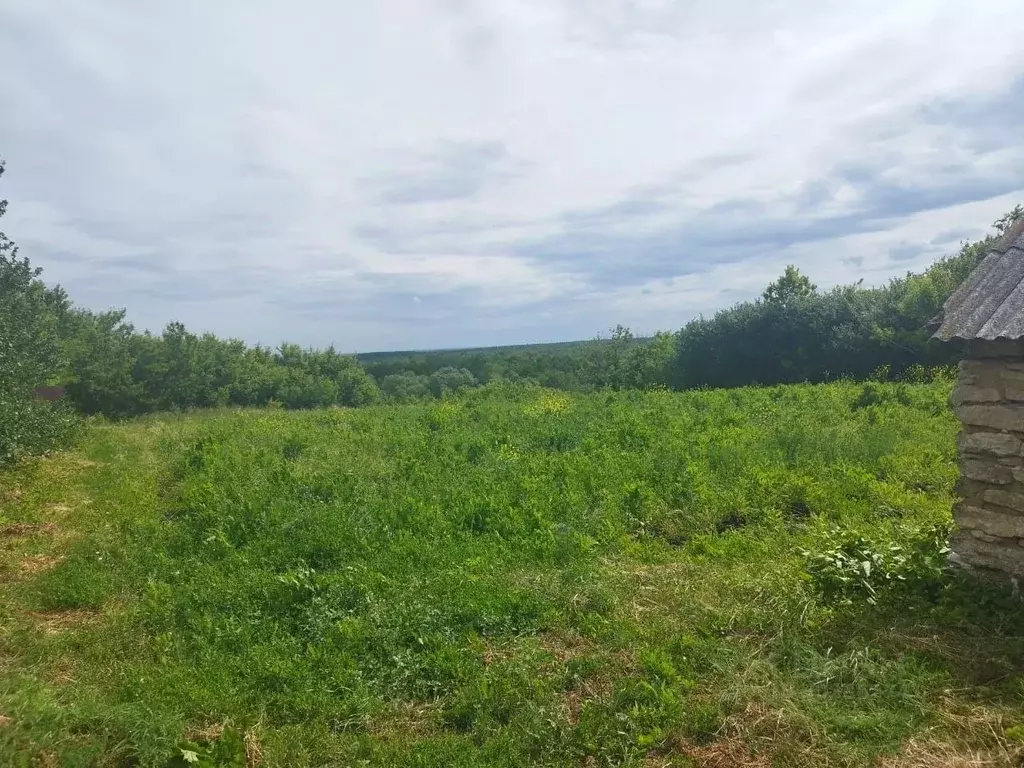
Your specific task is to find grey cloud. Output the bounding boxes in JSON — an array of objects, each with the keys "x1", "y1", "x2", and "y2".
[
  {"x1": 354, "y1": 128, "x2": 1023, "y2": 295},
  {"x1": 348, "y1": 66, "x2": 1024, "y2": 298},
  {"x1": 888, "y1": 243, "x2": 927, "y2": 262},
  {"x1": 369, "y1": 141, "x2": 517, "y2": 206},
  {"x1": 673, "y1": 152, "x2": 759, "y2": 181},
  {"x1": 502, "y1": 78, "x2": 1024, "y2": 289},
  {"x1": 557, "y1": 0, "x2": 694, "y2": 49},
  {"x1": 266, "y1": 275, "x2": 540, "y2": 333},
  {"x1": 452, "y1": 19, "x2": 501, "y2": 64},
  {"x1": 80, "y1": 264, "x2": 267, "y2": 304},
  {"x1": 352, "y1": 211, "x2": 546, "y2": 255},
  {"x1": 507, "y1": 168, "x2": 1016, "y2": 289},
  {"x1": 130, "y1": 284, "x2": 263, "y2": 303},
  {"x1": 921, "y1": 75, "x2": 1024, "y2": 153},
  {"x1": 353, "y1": 154, "x2": 763, "y2": 259},
  {"x1": 929, "y1": 228, "x2": 978, "y2": 246},
  {"x1": 96, "y1": 257, "x2": 174, "y2": 277},
  {"x1": 63, "y1": 220, "x2": 169, "y2": 250},
  {"x1": 562, "y1": 197, "x2": 669, "y2": 225},
  {"x1": 5, "y1": 1, "x2": 1024, "y2": 351},
  {"x1": 833, "y1": 163, "x2": 1023, "y2": 221},
  {"x1": 434, "y1": 0, "x2": 503, "y2": 63},
  {"x1": 19, "y1": 247, "x2": 91, "y2": 266}
]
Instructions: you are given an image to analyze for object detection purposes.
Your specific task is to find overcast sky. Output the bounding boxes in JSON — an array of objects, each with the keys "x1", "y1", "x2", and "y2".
[{"x1": 2, "y1": 1, "x2": 1024, "y2": 352}]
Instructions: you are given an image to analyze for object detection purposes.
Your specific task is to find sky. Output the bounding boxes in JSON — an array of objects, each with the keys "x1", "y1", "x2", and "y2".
[{"x1": 2, "y1": 1, "x2": 1024, "y2": 353}]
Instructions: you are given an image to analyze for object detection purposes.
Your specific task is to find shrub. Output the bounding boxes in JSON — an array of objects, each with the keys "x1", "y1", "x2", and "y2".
[{"x1": 800, "y1": 522, "x2": 951, "y2": 605}]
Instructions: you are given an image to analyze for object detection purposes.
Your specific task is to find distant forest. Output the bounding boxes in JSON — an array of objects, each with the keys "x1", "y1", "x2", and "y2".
[{"x1": 2, "y1": 153, "x2": 1022, "y2": 463}]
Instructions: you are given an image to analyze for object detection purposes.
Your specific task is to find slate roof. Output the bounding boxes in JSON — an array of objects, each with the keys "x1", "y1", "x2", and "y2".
[{"x1": 931, "y1": 219, "x2": 1024, "y2": 342}]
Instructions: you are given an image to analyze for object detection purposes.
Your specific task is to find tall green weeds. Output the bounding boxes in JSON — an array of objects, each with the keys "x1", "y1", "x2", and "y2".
[{"x1": 1, "y1": 381, "x2": 1022, "y2": 767}]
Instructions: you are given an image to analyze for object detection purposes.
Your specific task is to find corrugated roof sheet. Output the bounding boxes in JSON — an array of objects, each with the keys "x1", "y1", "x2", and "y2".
[{"x1": 932, "y1": 219, "x2": 1024, "y2": 342}]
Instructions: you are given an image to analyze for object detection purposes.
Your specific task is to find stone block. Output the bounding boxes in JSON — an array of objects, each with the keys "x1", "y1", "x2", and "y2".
[
  {"x1": 958, "y1": 431, "x2": 1022, "y2": 456},
  {"x1": 952, "y1": 386, "x2": 1001, "y2": 405},
  {"x1": 950, "y1": 532, "x2": 1024, "y2": 577},
  {"x1": 982, "y1": 489, "x2": 1024, "y2": 512},
  {"x1": 956, "y1": 404, "x2": 1024, "y2": 432},
  {"x1": 969, "y1": 529, "x2": 999, "y2": 542},
  {"x1": 1002, "y1": 371, "x2": 1024, "y2": 401},
  {"x1": 956, "y1": 477, "x2": 990, "y2": 503},
  {"x1": 957, "y1": 505, "x2": 1024, "y2": 538},
  {"x1": 958, "y1": 361, "x2": 1002, "y2": 388},
  {"x1": 960, "y1": 359, "x2": 995, "y2": 374},
  {"x1": 961, "y1": 460, "x2": 1013, "y2": 484}
]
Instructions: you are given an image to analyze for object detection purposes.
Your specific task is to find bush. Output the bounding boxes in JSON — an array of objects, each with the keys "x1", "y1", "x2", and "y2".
[
  {"x1": 0, "y1": 395, "x2": 79, "y2": 466},
  {"x1": 852, "y1": 382, "x2": 913, "y2": 410},
  {"x1": 381, "y1": 372, "x2": 431, "y2": 402},
  {"x1": 429, "y1": 366, "x2": 479, "y2": 398},
  {"x1": 800, "y1": 522, "x2": 951, "y2": 605}
]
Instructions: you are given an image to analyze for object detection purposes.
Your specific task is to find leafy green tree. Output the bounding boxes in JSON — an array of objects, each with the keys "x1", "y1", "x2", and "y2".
[
  {"x1": 0, "y1": 160, "x2": 78, "y2": 463},
  {"x1": 620, "y1": 331, "x2": 675, "y2": 389},
  {"x1": 381, "y1": 372, "x2": 431, "y2": 401},
  {"x1": 276, "y1": 369, "x2": 339, "y2": 409},
  {"x1": 60, "y1": 309, "x2": 145, "y2": 416},
  {"x1": 334, "y1": 360, "x2": 381, "y2": 406},
  {"x1": 428, "y1": 366, "x2": 478, "y2": 397},
  {"x1": 762, "y1": 265, "x2": 816, "y2": 307},
  {"x1": 667, "y1": 210, "x2": 1019, "y2": 391}
]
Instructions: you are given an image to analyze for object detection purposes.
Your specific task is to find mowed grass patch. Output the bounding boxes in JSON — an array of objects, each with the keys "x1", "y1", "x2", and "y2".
[{"x1": 1, "y1": 381, "x2": 1023, "y2": 766}]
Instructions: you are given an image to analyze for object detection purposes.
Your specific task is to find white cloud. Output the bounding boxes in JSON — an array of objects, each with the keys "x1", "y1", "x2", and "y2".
[{"x1": 1, "y1": 0, "x2": 1023, "y2": 350}]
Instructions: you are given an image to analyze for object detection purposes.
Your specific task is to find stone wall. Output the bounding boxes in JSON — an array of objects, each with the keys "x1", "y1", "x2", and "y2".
[{"x1": 950, "y1": 351, "x2": 1024, "y2": 581}]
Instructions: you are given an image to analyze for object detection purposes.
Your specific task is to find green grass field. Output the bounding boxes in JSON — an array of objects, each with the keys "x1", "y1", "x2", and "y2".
[{"x1": 1, "y1": 382, "x2": 1023, "y2": 767}]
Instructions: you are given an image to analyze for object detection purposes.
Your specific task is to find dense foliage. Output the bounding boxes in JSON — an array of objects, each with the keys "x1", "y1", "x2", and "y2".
[
  {"x1": 0, "y1": 161, "x2": 79, "y2": 464},
  {"x1": 2, "y1": 382, "x2": 1022, "y2": 765},
  {"x1": 666, "y1": 238, "x2": 997, "y2": 389},
  {"x1": 360, "y1": 328, "x2": 665, "y2": 395},
  {"x1": 53, "y1": 317, "x2": 381, "y2": 419}
]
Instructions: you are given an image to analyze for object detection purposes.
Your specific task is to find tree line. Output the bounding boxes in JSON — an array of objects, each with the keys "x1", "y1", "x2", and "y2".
[
  {"x1": 360, "y1": 328, "x2": 672, "y2": 398},
  {"x1": 367, "y1": 210, "x2": 1024, "y2": 394},
  {"x1": 2, "y1": 156, "x2": 1020, "y2": 464}
]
